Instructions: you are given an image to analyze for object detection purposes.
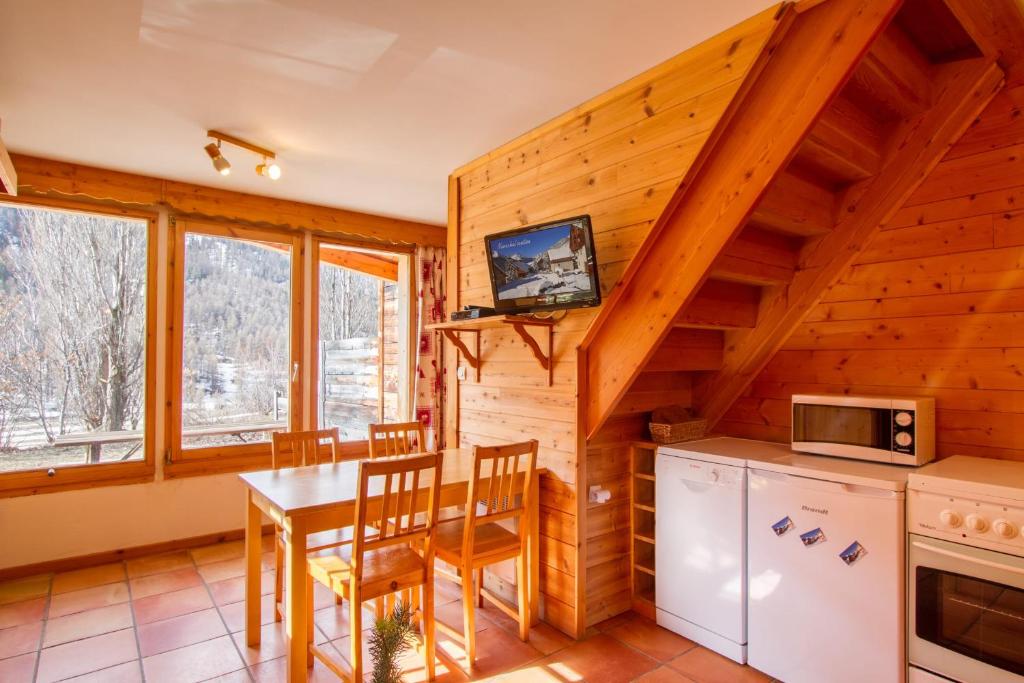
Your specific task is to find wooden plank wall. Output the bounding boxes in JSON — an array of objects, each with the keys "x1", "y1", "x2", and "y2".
[
  {"x1": 447, "y1": 6, "x2": 783, "y2": 636},
  {"x1": 719, "y1": 81, "x2": 1024, "y2": 462}
]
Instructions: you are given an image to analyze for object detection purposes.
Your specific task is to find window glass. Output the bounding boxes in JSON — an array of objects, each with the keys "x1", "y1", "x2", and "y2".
[
  {"x1": 0, "y1": 204, "x2": 148, "y2": 472},
  {"x1": 180, "y1": 233, "x2": 290, "y2": 449}
]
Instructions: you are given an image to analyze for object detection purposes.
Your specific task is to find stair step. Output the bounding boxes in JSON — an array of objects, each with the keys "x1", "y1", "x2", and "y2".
[
  {"x1": 644, "y1": 328, "x2": 723, "y2": 372},
  {"x1": 613, "y1": 372, "x2": 693, "y2": 416},
  {"x1": 710, "y1": 226, "x2": 799, "y2": 286},
  {"x1": 748, "y1": 170, "x2": 835, "y2": 236},
  {"x1": 794, "y1": 94, "x2": 885, "y2": 185},
  {"x1": 675, "y1": 280, "x2": 760, "y2": 330},
  {"x1": 845, "y1": 22, "x2": 934, "y2": 121}
]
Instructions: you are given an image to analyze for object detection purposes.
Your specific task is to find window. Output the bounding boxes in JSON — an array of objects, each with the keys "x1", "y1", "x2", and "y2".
[
  {"x1": 170, "y1": 221, "x2": 302, "y2": 463},
  {"x1": 0, "y1": 201, "x2": 155, "y2": 491},
  {"x1": 315, "y1": 243, "x2": 405, "y2": 441}
]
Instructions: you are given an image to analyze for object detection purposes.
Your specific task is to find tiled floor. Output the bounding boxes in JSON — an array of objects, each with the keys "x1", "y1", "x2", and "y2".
[{"x1": 0, "y1": 538, "x2": 774, "y2": 682}]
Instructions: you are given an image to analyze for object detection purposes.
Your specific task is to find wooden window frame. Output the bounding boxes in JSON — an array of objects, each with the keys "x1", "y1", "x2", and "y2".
[
  {"x1": 0, "y1": 196, "x2": 159, "y2": 497},
  {"x1": 165, "y1": 218, "x2": 305, "y2": 477}
]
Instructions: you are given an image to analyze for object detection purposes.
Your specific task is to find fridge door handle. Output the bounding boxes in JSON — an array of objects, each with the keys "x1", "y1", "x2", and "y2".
[{"x1": 911, "y1": 540, "x2": 1024, "y2": 577}]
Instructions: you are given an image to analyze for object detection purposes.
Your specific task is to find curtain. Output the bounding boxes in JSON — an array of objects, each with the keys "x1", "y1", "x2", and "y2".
[{"x1": 413, "y1": 246, "x2": 446, "y2": 450}]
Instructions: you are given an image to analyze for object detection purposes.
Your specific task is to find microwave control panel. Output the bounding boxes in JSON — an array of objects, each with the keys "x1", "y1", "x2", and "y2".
[{"x1": 893, "y1": 409, "x2": 916, "y2": 455}]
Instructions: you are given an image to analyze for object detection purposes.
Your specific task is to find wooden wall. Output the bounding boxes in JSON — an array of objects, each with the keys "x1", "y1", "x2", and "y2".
[
  {"x1": 719, "y1": 81, "x2": 1024, "y2": 462},
  {"x1": 446, "y1": 6, "x2": 783, "y2": 636}
]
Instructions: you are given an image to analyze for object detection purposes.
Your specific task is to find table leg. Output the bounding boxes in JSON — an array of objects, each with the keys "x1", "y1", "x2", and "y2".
[
  {"x1": 245, "y1": 490, "x2": 263, "y2": 647},
  {"x1": 528, "y1": 468, "x2": 541, "y2": 626},
  {"x1": 285, "y1": 516, "x2": 308, "y2": 683}
]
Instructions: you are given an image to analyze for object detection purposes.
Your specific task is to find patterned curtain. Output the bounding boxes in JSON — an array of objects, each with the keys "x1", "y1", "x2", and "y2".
[{"x1": 413, "y1": 246, "x2": 446, "y2": 450}]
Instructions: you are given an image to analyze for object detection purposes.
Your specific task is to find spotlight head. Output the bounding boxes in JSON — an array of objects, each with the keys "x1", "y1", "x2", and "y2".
[
  {"x1": 257, "y1": 160, "x2": 282, "y2": 180},
  {"x1": 204, "y1": 142, "x2": 231, "y2": 176}
]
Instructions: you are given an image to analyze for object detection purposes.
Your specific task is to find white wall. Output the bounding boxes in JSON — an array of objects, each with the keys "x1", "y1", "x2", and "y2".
[{"x1": 0, "y1": 474, "x2": 246, "y2": 569}]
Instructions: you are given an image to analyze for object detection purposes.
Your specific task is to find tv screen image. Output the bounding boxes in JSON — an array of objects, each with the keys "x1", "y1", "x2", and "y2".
[{"x1": 485, "y1": 215, "x2": 601, "y2": 314}]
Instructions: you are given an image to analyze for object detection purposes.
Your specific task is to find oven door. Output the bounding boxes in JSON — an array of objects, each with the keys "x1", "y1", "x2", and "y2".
[{"x1": 909, "y1": 534, "x2": 1024, "y2": 682}]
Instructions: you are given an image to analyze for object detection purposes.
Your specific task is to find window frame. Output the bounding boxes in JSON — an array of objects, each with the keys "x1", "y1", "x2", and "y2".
[
  {"x1": 165, "y1": 218, "x2": 305, "y2": 475},
  {"x1": 0, "y1": 196, "x2": 159, "y2": 497}
]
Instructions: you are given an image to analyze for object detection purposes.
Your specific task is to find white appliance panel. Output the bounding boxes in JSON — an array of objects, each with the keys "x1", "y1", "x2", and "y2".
[
  {"x1": 655, "y1": 453, "x2": 746, "y2": 661},
  {"x1": 747, "y1": 468, "x2": 906, "y2": 683}
]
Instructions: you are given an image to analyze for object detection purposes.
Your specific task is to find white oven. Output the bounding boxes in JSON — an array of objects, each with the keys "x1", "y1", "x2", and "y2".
[
  {"x1": 909, "y1": 536, "x2": 1024, "y2": 682},
  {"x1": 792, "y1": 394, "x2": 935, "y2": 465},
  {"x1": 908, "y1": 456, "x2": 1024, "y2": 683}
]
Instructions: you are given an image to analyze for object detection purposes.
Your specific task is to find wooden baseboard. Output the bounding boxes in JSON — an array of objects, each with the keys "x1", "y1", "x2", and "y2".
[{"x1": 0, "y1": 524, "x2": 276, "y2": 581}]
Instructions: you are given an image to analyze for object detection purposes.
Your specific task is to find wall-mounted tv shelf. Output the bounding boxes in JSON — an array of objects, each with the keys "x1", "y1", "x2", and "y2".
[{"x1": 428, "y1": 315, "x2": 555, "y2": 386}]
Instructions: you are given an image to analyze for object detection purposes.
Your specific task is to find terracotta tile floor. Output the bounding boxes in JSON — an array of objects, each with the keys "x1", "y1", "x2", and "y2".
[{"x1": 0, "y1": 538, "x2": 777, "y2": 682}]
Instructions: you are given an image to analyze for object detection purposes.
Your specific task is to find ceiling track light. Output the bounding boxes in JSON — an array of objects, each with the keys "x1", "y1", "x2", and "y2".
[
  {"x1": 205, "y1": 130, "x2": 281, "y2": 180},
  {"x1": 204, "y1": 141, "x2": 231, "y2": 176}
]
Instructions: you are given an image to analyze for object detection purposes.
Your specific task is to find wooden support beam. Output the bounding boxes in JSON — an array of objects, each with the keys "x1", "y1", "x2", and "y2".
[
  {"x1": 580, "y1": 0, "x2": 900, "y2": 439},
  {"x1": 319, "y1": 248, "x2": 399, "y2": 281},
  {"x1": 676, "y1": 280, "x2": 761, "y2": 330},
  {"x1": 0, "y1": 121, "x2": 15, "y2": 196},
  {"x1": 699, "y1": 57, "x2": 1005, "y2": 426},
  {"x1": 748, "y1": 170, "x2": 836, "y2": 236},
  {"x1": 9, "y1": 154, "x2": 445, "y2": 247}
]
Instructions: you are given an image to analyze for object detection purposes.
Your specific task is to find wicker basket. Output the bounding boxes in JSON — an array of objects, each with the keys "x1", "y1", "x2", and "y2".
[{"x1": 649, "y1": 418, "x2": 708, "y2": 444}]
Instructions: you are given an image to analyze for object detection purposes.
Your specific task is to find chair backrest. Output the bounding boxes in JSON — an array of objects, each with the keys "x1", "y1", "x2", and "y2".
[
  {"x1": 463, "y1": 440, "x2": 538, "y2": 552},
  {"x1": 351, "y1": 452, "x2": 444, "y2": 580},
  {"x1": 368, "y1": 421, "x2": 426, "y2": 458},
  {"x1": 271, "y1": 428, "x2": 340, "y2": 469}
]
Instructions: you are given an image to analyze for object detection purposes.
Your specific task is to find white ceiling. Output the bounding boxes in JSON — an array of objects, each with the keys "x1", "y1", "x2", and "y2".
[{"x1": 0, "y1": 0, "x2": 777, "y2": 225}]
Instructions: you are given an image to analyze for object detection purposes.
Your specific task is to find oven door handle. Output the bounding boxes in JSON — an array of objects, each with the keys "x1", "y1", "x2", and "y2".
[{"x1": 912, "y1": 540, "x2": 1024, "y2": 577}]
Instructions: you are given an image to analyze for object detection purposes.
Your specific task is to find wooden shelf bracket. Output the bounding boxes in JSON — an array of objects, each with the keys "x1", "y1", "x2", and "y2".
[
  {"x1": 428, "y1": 315, "x2": 555, "y2": 386},
  {"x1": 509, "y1": 322, "x2": 553, "y2": 386},
  {"x1": 440, "y1": 329, "x2": 481, "y2": 381}
]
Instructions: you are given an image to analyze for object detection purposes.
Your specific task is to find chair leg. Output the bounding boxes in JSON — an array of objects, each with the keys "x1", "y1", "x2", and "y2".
[
  {"x1": 274, "y1": 535, "x2": 284, "y2": 622},
  {"x1": 423, "y1": 580, "x2": 436, "y2": 681},
  {"x1": 515, "y1": 553, "x2": 529, "y2": 642},
  {"x1": 475, "y1": 568, "x2": 484, "y2": 608},
  {"x1": 461, "y1": 563, "x2": 476, "y2": 665},
  {"x1": 306, "y1": 573, "x2": 315, "y2": 668},
  {"x1": 350, "y1": 588, "x2": 363, "y2": 682}
]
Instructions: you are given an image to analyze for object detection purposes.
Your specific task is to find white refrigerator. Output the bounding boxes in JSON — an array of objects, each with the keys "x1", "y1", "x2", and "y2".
[{"x1": 747, "y1": 465, "x2": 906, "y2": 683}]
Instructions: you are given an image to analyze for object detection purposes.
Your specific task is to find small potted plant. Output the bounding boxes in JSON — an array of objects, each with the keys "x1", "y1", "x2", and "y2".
[{"x1": 370, "y1": 601, "x2": 418, "y2": 683}]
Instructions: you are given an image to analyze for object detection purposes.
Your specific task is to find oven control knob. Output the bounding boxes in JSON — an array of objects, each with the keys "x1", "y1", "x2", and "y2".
[
  {"x1": 895, "y1": 431, "x2": 913, "y2": 447},
  {"x1": 993, "y1": 519, "x2": 1018, "y2": 539},
  {"x1": 895, "y1": 411, "x2": 913, "y2": 427},
  {"x1": 939, "y1": 509, "x2": 963, "y2": 528},
  {"x1": 965, "y1": 514, "x2": 989, "y2": 533}
]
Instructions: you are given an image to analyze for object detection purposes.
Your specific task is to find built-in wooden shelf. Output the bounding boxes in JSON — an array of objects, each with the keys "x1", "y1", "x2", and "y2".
[
  {"x1": 427, "y1": 314, "x2": 555, "y2": 385},
  {"x1": 630, "y1": 441, "x2": 660, "y2": 617}
]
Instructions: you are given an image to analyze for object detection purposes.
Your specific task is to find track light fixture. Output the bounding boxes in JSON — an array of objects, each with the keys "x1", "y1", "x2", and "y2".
[
  {"x1": 205, "y1": 130, "x2": 281, "y2": 180},
  {"x1": 204, "y1": 141, "x2": 231, "y2": 175}
]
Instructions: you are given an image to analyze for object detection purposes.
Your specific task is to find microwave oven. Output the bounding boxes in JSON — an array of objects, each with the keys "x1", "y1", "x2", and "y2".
[{"x1": 791, "y1": 394, "x2": 935, "y2": 465}]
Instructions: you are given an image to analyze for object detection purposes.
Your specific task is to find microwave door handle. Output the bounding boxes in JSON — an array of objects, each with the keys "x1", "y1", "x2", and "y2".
[{"x1": 912, "y1": 540, "x2": 1024, "y2": 577}]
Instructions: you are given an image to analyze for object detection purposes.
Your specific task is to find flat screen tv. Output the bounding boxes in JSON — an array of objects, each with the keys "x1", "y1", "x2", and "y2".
[{"x1": 485, "y1": 215, "x2": 601, "y2": 314}]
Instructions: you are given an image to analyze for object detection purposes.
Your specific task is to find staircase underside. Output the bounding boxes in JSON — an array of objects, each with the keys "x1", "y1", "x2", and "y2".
[{"x1": 581, "y1": 0, "x2": 1009, "y2": 439}]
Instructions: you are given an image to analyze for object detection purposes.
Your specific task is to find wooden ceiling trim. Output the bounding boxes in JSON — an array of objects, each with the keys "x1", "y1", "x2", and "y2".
[
  {"x1": 580, "y1": 0, "x2": 902, "y2": 439},
  {"x1": 9, "y1": 154, "x2": 445, "y2": 247},
  {"x1": 699, "y1": 56, "x2": 1005, "y2": 426}
]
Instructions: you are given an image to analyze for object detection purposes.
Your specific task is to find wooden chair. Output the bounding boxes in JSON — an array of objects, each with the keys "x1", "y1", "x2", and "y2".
[
  {"x1": 434, "y1": 440, "x2": 538, "y2": 666},
  {"x1": 307, "y1": 452, "x2": 443, "y2": 682},
  {"x1": 270, "y1": 428, "x2": 353, "y2": 621},
  {"x1": 368, "y1": 420, "x2": 427, "y2": 458}
]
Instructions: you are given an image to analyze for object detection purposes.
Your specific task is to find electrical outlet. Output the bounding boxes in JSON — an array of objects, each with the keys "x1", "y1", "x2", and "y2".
[{"x1": 456, "y1": 366, "x2": 467, "y2": 381}]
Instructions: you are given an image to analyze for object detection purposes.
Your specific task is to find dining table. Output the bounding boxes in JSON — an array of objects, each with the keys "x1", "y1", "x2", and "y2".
[{"x1": 239, "y1": 447, "x2": 544, "y2": 682}]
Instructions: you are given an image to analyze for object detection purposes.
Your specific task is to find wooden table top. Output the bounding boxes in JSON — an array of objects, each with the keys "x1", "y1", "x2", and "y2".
[{"x1": 239, "y1": 447, "x2": 537, "y2": 515}]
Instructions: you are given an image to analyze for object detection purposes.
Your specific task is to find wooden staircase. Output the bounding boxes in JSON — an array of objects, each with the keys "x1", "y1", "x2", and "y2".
[{"x1": 579, "y1": 0, "x2": 1006, "y2": 439}]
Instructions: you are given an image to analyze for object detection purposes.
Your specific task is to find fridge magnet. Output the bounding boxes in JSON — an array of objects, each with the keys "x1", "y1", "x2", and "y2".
[
  {"x1": 771, "y1": 516, "x2": 794, "y2": 536},
  {"x1": 799, "y1": 527, "x2": 827, "y2": 547},
  {"x1": 839, "y1": 541, "x2": 867, "y2": 565}
]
